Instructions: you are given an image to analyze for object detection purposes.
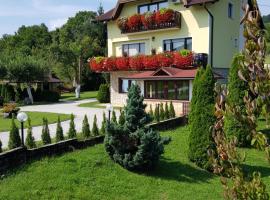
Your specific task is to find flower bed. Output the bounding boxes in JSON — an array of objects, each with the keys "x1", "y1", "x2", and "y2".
[{"x1": 89, "y1": 50, "x2": 194, "y2": 72}]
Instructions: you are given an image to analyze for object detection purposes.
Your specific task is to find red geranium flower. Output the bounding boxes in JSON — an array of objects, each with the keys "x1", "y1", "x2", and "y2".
[
  {"x1": 173, "y1": 50, "x2": 193, "y2": 68},
  {"x1": 156, "y1": 8, "x2": 174, "y2": 25},
  {"x1": 127, "y1": 14, "x2": 142, "y2": 30},
  {"x1": 129, "y1": 55, "x2": 145, "y2": 70},
  {"x1": 141, "y1": 12, "x2": 155, "y2": 29},
  {"x1": 89, "y1": 57, "x2": 105, "y2": 72},
  {"x1": 157, "y1": 52, "x2": 174, "y2": 68},
  {"x1": 104, "y1": 57, "x2": 117, "y2": 71},
  {"x1": 143, "y1": 55, "x2": 160, "y2": 70},
  {"x1": 116, "y1": 57, "x2": 129, "y2": 70}
]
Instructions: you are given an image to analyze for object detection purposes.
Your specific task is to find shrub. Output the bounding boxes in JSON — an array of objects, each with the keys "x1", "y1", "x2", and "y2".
[
  {"x1": 149, "y1": 104, "x2": 154, "y2": 120},
  {"x1": 82, "y1": 115, "x2": 91, "y2": 139},
  {"x1": 111, "y1": 110, "x2": 117, "y2": 124},
  {"x1": 92, "y1": 115, "x2": 99, "y2": 136},
  {"x1": 3, "y1": 103, "x2": 20, "y2": 118},
  {"x1": 154, "y1": 104, "x2": 160, "y2": 122},
  {"x1": 160, "y1": 103, "x2": 165, "y2": 121},
  {"x1": 188, "y1": 66, "x2": 216, "y2": 170},
  {"x1": 224, "y1": 55, "x2": 250, "y2": 147},
  {"x1": 25, "y1": 119, "x2": 36, "y2": 149},
  {"x1": 8, "y1": 117, "x2": 21, "y2": 149},
  {"x1": 169, "y1": 101, "x2": 176, "y2": 118},
  {"x1": 41, "y1": 91, "x2": 60, "y2": 102},
  {"x1": 100, "y1": 112, "x2": 106, "y2": 135},
  {"x1": 0, "y1": 139, "x2": 2, "y2": 153},
  {"x1": 165, "y1": 102, "x2": 170, "y2": 119},
  {"x1": 55, "y1": 116, "x2": 64, "y2": 142},
  {"x1": 118, "y1": 109, "x2": 125, "y2": 126},
  {"x1": 41, "y1": 118, "x2": 51, "y2": 145},
  {"x1": 68, "y1": 114, "x2": 76, "y2": 139},
  {"x1": 105, "y1": 84, "x2": 168, "y2": 171},
  {"x1": 97, "y1": 84, "x2": 110, "y2": 103}
]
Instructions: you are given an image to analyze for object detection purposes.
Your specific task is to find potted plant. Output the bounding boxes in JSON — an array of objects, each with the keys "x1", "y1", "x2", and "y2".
[
  {"x1": 127, "y1": 14, "x2": 142, "y2": 30},
  {"x1": 104, "y1": 57, "x2": 117, "y2": 71},
  {"x1": 116, "y1": 57, "x2": 129, "y2": 70},
  {"x1": 173, "y1": 49, "x2": 193, "y2": 68},
  {"x1": 141, "y1": 12, "x2": 155, "y2": 29},
  {"x1": 89, "y1": 57, "x2": 105, "y2": 72},
  {"x1": 157, "y1": 52, "x2": 174, "y2": 67},
  {"x1": 156, "y1": 8, "x2": 174, "y2": 25},
  {"x1": 117, "y1": 17, "x2": 128, "y2": 32},
  {"x1": 129, "y1": 55, "x2": 145, "y2": 70},
  {"x1": 2, "y1": 103, "x2": 20, "y2": 118}
]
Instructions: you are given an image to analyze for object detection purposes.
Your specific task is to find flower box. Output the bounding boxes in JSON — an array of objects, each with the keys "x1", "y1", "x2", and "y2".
[
  {"x1": 155, "y1": 8, "x2": 174, "y2": 25},
  {"x1": 129, "y1": 55, "x2": 144, "y2": 70},
  {"x1": 143, "y1": 55, "x2": 160, "y2": 70},
  {"x1": 157, "y1": 52, "x2": 174, "y2": 68},
  {"x1": 116, "y1": 57, "x2": 129, "y2": 70},
  {"x1": 89, "y1": 57, "x2": 105, "y2": 72}
]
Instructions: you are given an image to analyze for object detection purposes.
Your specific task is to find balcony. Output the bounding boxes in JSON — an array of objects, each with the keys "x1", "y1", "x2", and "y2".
[{"x1": 117, "y1": 9, "x2": 181, "y2": 35}]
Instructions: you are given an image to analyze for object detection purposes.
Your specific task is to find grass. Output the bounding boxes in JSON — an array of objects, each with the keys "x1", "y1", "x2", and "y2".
[
  {"x1": 266, "y1": 55, "x2": 270, "y2": 64},
  {"x1": 0, "y1": 112, "x2": 70, "y2": 132},
  {"x1": 78, "y1": 101, "x2": 122, "y2": 110},
  {"x1": 61, "y1": 91, "x2": 98, "y2": 101},
  {"x1": 0, "y1": 126, "x2": 269, "y2": 200}
]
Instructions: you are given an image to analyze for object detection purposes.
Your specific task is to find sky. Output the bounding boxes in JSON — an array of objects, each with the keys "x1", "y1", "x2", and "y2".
[{"x1": 0, "y1": 0, "x2": 269, "y2": 37}]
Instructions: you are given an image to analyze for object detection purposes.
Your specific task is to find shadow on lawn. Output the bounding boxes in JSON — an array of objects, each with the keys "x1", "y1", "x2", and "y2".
[
  {"x1": 147, "y1": 157, "x2": 214, "y2": 183},
  {"x1": 242, "y1": 164, "x2": 270, "y2": 178}
]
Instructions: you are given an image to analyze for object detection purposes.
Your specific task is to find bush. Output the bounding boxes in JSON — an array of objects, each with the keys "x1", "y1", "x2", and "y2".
[
  {"x1": 97, "y1": 84, "x2": 110, "y2": 103},
  {"x1": 165, "y1": 102, "x2": 170, "y2": 119},
  {"x1": 55, "y1": 116, "x2": 64, "y2": 142},
  {"x1": 2, "y1": 103, "x2": 20, "y2": 118},
  {"x1": 82, "y1": 115, "x2": 91, "y2": 139},
  {"x1": 68, "y1": 114, "x2": 76, "y2": 139},
  {"x1": 100, "y1": 112, "x2": 106, "y2": 135},
  {"x1": 149, "y1": 105, "x2": 154, "y2": 120},
  {"x1": 92, "y1": 115, "x2": 99, "y2": 136},
  {"x1": 0, "y1": 139, "x2": 2, "y2": 153},
  {"x1": 154, "y1": 104, "x2": 160, "y2": 122},
  {"x1": 160, "y1": 103, "x2": 165, "y2": 121},
  {"x1": 111, "y1": 110, "x2": 117, "y2": 124},
  {"x1": 105, "y1": 84, "x2": 168, "y2": 171},
  {"x1": 188, "y1": 66, "x2": 216, "y2": 170},
  {"x1": 8, "y1": 117, "x2": 21, "y2": 149},
  {"x1": 118, "y1": 109, "x2": 125, "y2": 126},
  {"x1": 169, "y1": 101, "x2": 176, "y2": 118},
  {"x1": 41, "y1": 118, "x2": 51, "y2": 145},
  {"x1": 224, "y1": 55, "x2": 250, "y2": 147},
  {"x1": 25, "y1": 119, "x2": 36, "y2": 149},
  {"x1": 32, "y1": 90, "x2": 60, "y2": 102}
]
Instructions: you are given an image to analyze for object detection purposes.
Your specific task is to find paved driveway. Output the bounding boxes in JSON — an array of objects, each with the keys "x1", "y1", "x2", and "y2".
[{"x1": 0, "y1": 99, "x2": 119, "y2": 148}]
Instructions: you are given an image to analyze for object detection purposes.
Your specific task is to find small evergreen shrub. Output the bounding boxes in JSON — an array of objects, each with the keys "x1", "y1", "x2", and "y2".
[
  {"x1": 41, "y1": 118, "x2": 51, "y2": 145},
  {"x1": 160, "y1": 103, "x2": 165, "y2": 121},
  {"x1": 8, "y1": 117, "x2": 21, "y2": 149},
  {"x1": 165, "y1": 102, "x2": 169, "y2": 119},
  {"x1": 100, "y1": 112, "x2": 106, "y2": 135},
  {"x1": 97, "y1": 84, "x2": 110, "y2": 103},
  {"x1": 92, "y1": 115, "x2": 99, "y2": 136},
  {"x1": 68, "y1": 114, "x2": 77, "y2": 138},
  {"x1": 154, "y1": 104, "x2": 160, "y2": 122},
  {"x1": 82, "y1": 115, "x2": 91, "y2": 139},
  {"x1": 25, "y1": 119, "x2": 36, "y2": 149},
  {"x1": 0, "y1": 139, "x2": 2, "y2": 153},
  {"x1": 169, "y1": 101, "x2": 176, "y2": 118},
  {"x1": 55, "y1": 116, "x2": 64, "y2": 142},
  {"x1": 118, "y1": 109, "x2": 125, "y2": 126},
  {"x1": 149, "y1": 105, "x2": 154, "y2": 120},
  {"x1": 111, "y1": 110, "x2": 117, "y2": 124}
]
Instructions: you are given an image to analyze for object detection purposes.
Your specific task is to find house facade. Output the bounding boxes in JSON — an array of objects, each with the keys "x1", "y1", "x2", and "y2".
[{"x1": 91, "y1": 0, "x2": 248, "y2": 116}]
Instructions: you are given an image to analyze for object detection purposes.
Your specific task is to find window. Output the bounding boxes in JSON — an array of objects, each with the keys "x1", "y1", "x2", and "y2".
[
  {"x1": 144, "y1": 80, "x2": 190, "y2": 100},
  {"x1": 122, "y1": 43, "x2": 145, "y2": 56},
  {"x1": 119, "y1": 79, "x2": 136, "y2": 93},
  {"x1": 138, "y1": 1, "x2": 168, "y2": 14},
  {"x1": 228, "y1": 3, "x2": 233, "y2": 18},
  {"x1": 163, "y1": 38, "x2": 192, "y2": 52}
]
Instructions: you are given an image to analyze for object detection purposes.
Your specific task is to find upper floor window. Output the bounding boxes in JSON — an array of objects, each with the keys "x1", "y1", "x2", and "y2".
[
  {"x1": 228, "y1": 3, "x2": 233, "y2": 18},
  {"x1": 123, "y1": 43, "x2": 145, "y2": 56},
  {"x1": 138, "y1": 1, "x2": 168, "y2": 14},
  {"x1": 163, "y1": 38, "x2": 192, "y2": 52}
]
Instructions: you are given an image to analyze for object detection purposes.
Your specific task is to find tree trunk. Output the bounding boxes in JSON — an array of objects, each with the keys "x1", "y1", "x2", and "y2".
[{"x1": 27, "y1": 85, "x2": 34, "y2": 104}]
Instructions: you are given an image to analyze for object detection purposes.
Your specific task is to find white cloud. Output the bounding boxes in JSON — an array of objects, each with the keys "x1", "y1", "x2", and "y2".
[{"x1": 48, "y1": 18, "x2": 68, "y2": 31}]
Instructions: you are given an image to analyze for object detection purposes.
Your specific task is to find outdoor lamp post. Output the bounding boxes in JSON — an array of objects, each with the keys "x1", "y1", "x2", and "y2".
[
  {"x1": 17, "y1": 112, "x2": 28, "y2": 147},
  {"x1": 106, "y1": 104, "x2": 113, "y2": 122}
]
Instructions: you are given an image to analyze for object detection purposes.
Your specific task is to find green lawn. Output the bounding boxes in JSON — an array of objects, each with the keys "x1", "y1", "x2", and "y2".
[
  {"x1": 78, "y1": 101, "x2": 122, "y2": 110},
  {"x1": 0, "y1": 112, "x2": 70, "y2": 132},
  {"x1": 266, "y1": 55, "x2": 270, "y2": 64},
  {"x1": 61, "y1": 91, "x2": 98, "y2": 101},
  {"x1": 0, "y1": 126, "x2": 269, "y2": 200}
]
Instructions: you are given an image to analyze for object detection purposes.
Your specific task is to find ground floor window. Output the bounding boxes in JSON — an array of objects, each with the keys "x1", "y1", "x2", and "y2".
[
  {"x1": 145, "y1": 80, "x2": 189, "y2": 100},
  {"x1": 119, "y1": 79, "x2": 136, "y2": 93}
]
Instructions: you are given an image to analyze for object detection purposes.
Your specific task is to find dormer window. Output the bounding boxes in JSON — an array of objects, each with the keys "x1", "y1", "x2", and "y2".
[{"x1": 138, "y1": 1, "x2": 168, "y2": 14}]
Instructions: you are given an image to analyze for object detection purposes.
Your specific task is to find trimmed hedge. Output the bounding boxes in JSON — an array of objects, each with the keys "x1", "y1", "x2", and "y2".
[{"x1": 97, "y1": 84, "x2": 110, "y2": 103}]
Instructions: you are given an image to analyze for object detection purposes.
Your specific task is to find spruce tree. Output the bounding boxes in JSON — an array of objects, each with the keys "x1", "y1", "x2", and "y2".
[
  {"x1": 82, "y1": 115, "x2": 91, "y2": 139},
  {"x1": 224, "y1": 55, "x2": 250, "y2": 147},
  {"x1": 154, "y1": 104, "x2": 160, "y2": 122},
  {"x1": 8, "y1": 117, "x2": 21, "y2": 149},
  {"x1": 41, "y1": 118, "x2": 51, "y2": 145},
  {"x1": 188, "y1": 66, "x2": 216, "y2": 170},
  {"x1": 100, "y1": 112, "x2": 106, "y2": 135},
  {"x1": 105, "y1": 84, "x2": 168, "y2": 171},
  {"x1": 169, "y1": 101, "x2": 176, "y2": 118},
  {"x1": 68, "y1": 114, "x2": 76, "y2": 138},
  {"x1": 118, "y1": 109, "x2": 125, "y2": 126},
  {"x1": 111, "y1": 110, "x2": 117, "y2": 124},
  {"x1": 92, "y1": 115, "x2": 99, "y2": 136},
  {"x1": 55, "y1": 116, "x2": 64, "y2": 142},
  {"x1": 0, "y1": 139, "x2": 2, "y2": 153},
  {"x1": 25, "y1": 119, "x2": 36, "y2": 149},
  {"x1": 164, "y1": 102, "x2": 170, "y2": 119},
  {"x1": 160, "y1": 103, "x2": 165, "y2": 121}
]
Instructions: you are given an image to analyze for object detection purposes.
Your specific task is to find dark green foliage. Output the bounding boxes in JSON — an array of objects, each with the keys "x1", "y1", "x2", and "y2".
[
  {"x1": 188, "y1": 66, "x2": 216, "y2": 170},
  {"x1": 8, "y1": 117, "x2": 21, "y2": 149},
  {"x1": 97, "y1": 84, "x2": 110, "y2": 103},
  {"x1": 92, "y1": 115, "x2": 99, "y2": 136},
  {"x1": 160, "y1": 103, "x2": 165, "y2": 121},
  {"x1": 105, "y1": 84, "x2": 167, "y2": 171},
  {"x1": 55, "y1": 116, "x2": 64, "y2": 142},
  {"x1": 25, "y1": 119, "x2": 36, "y2": 149},
  {"x1": 169, "y1": 101, "x2": 176, "y2": 118},
  {"x1": 100, "y1": 112, "x2": 106, "y2": 135},
  {"x1": 118, "y1": 109, "x2": 125, "y2": 126},
  {"x1": 154, "y1": 104, "x2": 160, "y2": 122},
  {"x1": 68, "y1": 114, "x2": 77, "y2": 139},
  {"x1": 82, "y1": 115, "x2": 91, "y2": 139},
  {"x1": 111, "y1": 110, "x2": 117, "y2": 124},
  {"x1": 41, "y1": 118, "x2": 51, "y2": 145},
  {"x1": 165, "y1": 102, "x2": 170, "y2": 119},
  {"x1": 224, "y1": 55, "x2": 250, "y2": 147},
  {"x1": 149, "y1": 105, "x2": 154, "y2": 120},
  {"x1": 0, "y1": 139, "x2": 2, "y2": 153}
]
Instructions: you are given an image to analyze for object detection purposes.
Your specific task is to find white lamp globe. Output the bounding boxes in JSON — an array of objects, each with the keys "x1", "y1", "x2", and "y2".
[
  {"x1": 106, "y1": 104, "x2": 113, "y2": 112},
  {"x1": 17, "y1": 112, "x2": 28, "y2": 123}
]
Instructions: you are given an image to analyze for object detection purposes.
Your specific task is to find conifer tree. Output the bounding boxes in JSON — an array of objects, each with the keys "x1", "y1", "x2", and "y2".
[
  {"x1": 224, "y1": 55, "x2": 250, "y2": 147},
  {"x1": 164, "y1": 102, "x2": 170, "y2": 119},
  {"x1": 82, "y1": 115, "x2": 91, "y2": 139},
  {"x1": 188, "y1": 66, "x2": 216, "y2": 170},
  {"x1": 105, "y1": 84, "x2": 168, "y2": 171},
  {"x1": 0, "y1": 139, "x2": 2, "y2": 153},
  {"x1": 160, "y1": 103, "x2": 165, "y2": 121},
  {"x1": 8, "y1": 117, "x2": 21, "y2": 149},
  {"x1": 118, "y1": 109, "x2": 125, "y2": 126},
  {"x1": 92, "y1": 115, "x2": 99, "y2": 136},
  {"x1": 149, "y1": 104, "x2": 154, "y2": 120},
  {"x1": 169, "y1": 101, "x2": 176, "y2": 118},
  {"x1": 68, "y1": 114, "x2": 76, "y2": 138},
  {"x1": 41, "y1": 118, "x2": 51, "y2": 145},
  {"x1": 111, "y1": 110, "x2": 117, "y2": 124},
  {"x1": 100, "y1": 112, "x2": 106, "y2": 135},
  {"x1": 154, "y1": 104, "x2": 160, "y2": 122},
  {"x1": 25, "y1": 118, "x2": 36, "y2": 149},
  {"x1": 55, "y1": 116, "x2": 64, "y2": 142}
]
